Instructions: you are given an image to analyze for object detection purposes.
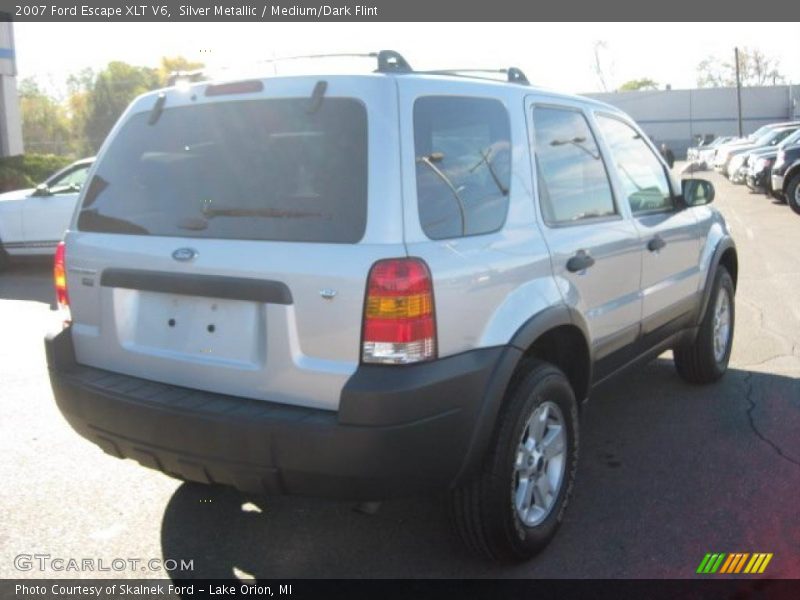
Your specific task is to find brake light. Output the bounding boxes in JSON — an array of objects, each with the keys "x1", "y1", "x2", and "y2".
[
  {"x1": 362, "y1": 258, "x2": 436, "y2": 365},
  {"x1": 54, "y1": 241, "x2": 69, "y2": 313},
  {"x1": 205, "y1": 80, "x2": 264, "y2": 96}
]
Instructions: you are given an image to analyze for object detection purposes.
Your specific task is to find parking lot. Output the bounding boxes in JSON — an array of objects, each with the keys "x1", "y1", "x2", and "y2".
[{"x1": 1, "y1": 165, "x2": 798, "y2": 579}]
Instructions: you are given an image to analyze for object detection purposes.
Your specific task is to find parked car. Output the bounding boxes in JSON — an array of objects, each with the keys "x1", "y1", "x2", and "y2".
[
  {"x1": 45, "y1": 51, "x2": 737, "y2": 562},
  {"x1": 744, "y1": 129, "x2": 800, "y2": 195},
  {"x1": 771, "y1": 141, "x2": 800, "y2": 214},
  {"x1": 716, "y1": 125, "x2": 799, "y2": 176},
  {"x1": 0, "y1": 157, "x2": 94, "y2": 270},
  {"x1": 688, "y1": 135, "x2": 731, "y2": 162},
  {"x1": 695, "y1": 136, "x2": 734, "y2": 165}
]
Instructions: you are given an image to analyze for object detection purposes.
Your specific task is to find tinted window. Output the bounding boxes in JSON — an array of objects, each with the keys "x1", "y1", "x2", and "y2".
[
  {"x1": 532, "y1": 106, "x2": 616, "y2": 224},
  {"x1": 596, "y1": 115, "x2": 673, "y2": 214},
  {"x1": 414, "y1": 97, "x2": 511, "y2": 239},
  {"x1": 78, "y1": 98, "x2": 367, "y2": 243}
]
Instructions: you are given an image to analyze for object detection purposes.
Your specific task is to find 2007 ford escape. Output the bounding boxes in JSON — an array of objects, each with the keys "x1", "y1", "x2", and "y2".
[{"x1": 46, "y1": 51, "x2": 737, "y2": 561}]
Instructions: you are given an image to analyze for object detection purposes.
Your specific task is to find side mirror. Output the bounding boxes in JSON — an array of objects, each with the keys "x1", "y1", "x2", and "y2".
[
  {"x1": 32, "y1": 183, "x2": 52, "y2": 197},
  {"x1": 681, "y1": 178, "x2": 715, "y2": 207}
]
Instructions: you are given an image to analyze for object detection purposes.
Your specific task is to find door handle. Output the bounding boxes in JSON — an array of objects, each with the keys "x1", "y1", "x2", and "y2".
[
  {"x1": 647, "y1": 235, "x2": 667, "y2": 252},
  {"x1": 566, "y1": 250, "x2": 595, "y2": 273}
]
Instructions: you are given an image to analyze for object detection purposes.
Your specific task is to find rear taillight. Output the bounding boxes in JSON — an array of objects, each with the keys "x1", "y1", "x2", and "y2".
[
  {"x1": 362, "y1": 258, "x2": 436, "y2": 365},
  {"x1": 54, "y1": 241, "x2": 70, "y2": 315}
]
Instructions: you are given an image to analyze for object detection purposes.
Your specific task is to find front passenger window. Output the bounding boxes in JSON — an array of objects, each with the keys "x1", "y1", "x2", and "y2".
[{"x1": 596, "y1": 115, "x2": 673, "y2": 214}]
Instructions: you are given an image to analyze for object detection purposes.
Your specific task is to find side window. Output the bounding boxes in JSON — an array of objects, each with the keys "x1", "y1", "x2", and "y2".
[
  {"x1": 50, "y1": 165, "x2": 91, "y2": 192},
  {"x1": 532, "y1": 106, "x2": 616, "y2": 224},
  {"x1": 595, "y1": 115, "x2": 673, "y2": 214},
  {"x1": 414, "y1": 96, "x2": 511, "y2": 240}
]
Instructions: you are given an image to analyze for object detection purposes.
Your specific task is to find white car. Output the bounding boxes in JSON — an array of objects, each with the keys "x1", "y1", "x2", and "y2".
[{"x1": 0, "y1": 157, "x2": 94, "y2": 268}]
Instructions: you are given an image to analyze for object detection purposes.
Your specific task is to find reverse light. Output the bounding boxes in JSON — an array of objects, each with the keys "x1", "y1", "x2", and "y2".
[
  {"x1": 362, "y1": 258, "x2": 436, "y2": 365},
  {"x1": 54, "y1": 241, "x2": 70, "y2": 319}
]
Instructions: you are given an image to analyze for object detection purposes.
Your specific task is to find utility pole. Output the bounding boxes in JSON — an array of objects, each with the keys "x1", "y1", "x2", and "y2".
[{"x1": 735, "y1": 47, "x2": 743, "y2": 137}]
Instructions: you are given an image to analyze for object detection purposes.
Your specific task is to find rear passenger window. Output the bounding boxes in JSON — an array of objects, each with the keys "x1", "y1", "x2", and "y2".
[
  {"x1": 414, "y1": 97, "x2": 511, "y2": 239},
  {"x1": 595, "y1": 115, "x2": 673, "y2": 214},
  {"x1": 532, "y1": 106, "x2": 616, "y2": 224}
]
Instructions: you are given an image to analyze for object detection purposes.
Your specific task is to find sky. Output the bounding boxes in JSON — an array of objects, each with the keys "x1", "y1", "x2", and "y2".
[{"x1": 12, "y1": 22, "x2": 800, "y2": 98}]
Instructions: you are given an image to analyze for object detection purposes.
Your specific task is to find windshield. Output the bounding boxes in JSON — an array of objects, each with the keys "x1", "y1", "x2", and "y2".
[
  {"x1": 780, "y1": 130, "x2": 800, "y2": 148},
  {"x1": 77, "y1": 97, "x2": 368, "y2": 243}
]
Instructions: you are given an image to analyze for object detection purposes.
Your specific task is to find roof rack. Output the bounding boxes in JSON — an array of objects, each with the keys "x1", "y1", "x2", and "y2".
[
  {"x1": 208, "y1": 50, "x2": 529, "y2": 85},
  {"x1": 253, "y1": 50, "x2": 413, "y2": 73},
  {"x1": 416, "y1": 67, "x2": 530, "y2": 85}
]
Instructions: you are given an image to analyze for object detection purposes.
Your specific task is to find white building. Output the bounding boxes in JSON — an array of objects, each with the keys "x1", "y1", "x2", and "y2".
[{"x1": 0, "y1": 19, "x2": 23, "y2": 157}]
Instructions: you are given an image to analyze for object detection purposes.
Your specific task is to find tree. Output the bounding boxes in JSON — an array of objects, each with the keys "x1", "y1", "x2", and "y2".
[
  {"x1": 618, "y1": 78, "x2": 659, "y2": 92},
  {"x1": 18, "y1": 78, "x2": 73, "y2": 155},
  {"x1": 697, "y1": 47, "x2": 785, "y2": 88},
  {"x1": 81, "y1": 61, "x2": 161, "y2": 153},
  {"x1": 157, "y1": 56, "x2": 205, "y2": 86}
]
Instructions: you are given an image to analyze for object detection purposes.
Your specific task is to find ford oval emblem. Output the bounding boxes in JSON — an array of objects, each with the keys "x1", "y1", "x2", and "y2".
[{"x1": 172, "y1": 247, "x2": 198, "y2": 262}]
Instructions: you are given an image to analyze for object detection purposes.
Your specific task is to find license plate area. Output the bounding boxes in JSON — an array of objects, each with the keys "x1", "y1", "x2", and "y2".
[{"x1": 113, "y1": 289, "x2": 265, "y2": 367}]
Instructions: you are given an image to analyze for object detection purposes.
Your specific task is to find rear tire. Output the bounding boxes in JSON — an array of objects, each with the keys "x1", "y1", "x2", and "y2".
[
  {"x1": 674, "y1": 267, "x2": 735, "y2": 384},
  {"x1": 449, "y1": 360, "x2": 579, "y2": 561},
  {"x1": 786, "y1": 174, "x2": 800, "y2": 216}
]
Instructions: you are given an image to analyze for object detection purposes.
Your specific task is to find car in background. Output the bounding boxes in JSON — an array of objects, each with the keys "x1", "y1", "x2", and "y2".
[
  {"x1": 0, "y1": 157, "x2": 94, "y2": 269},
  {"x1": 690, "y1": 136, "x2": 732, "y2": 163},
  {"x1": 716, "y1": 125, "x2": 799, "y2": 176},
  {"x1": 697, "y1": 136, "x2": 735, "y2": 165},
  {"x1": 771, "y1": 141, "x2": 800, "y2": 214},
  {"x1": 744, "y1": 129, "x2": 800, "y2": 196}
]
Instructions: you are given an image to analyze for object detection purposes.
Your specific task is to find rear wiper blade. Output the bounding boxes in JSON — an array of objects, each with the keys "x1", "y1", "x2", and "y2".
[
  {"x1": 469, "y1": 147, "x2": 509, "y2": 196},
  {"x1": 148, "y1": 93, "x2": 166, "y2": 126},
  {"x1": 201, "y1": 206, "x2": 322, "y2": 219},
  {"x1": 416, "y1": 153, "x2": 467, "y2": 236}
]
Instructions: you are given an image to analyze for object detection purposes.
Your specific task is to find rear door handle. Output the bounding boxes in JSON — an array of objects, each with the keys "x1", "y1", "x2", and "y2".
[
  {"x1": 647, "y1": 235, "x2": 667, "y2": 252},
  {"x1": 566, "y1": 250, "x2": 595, "y2": 273}
]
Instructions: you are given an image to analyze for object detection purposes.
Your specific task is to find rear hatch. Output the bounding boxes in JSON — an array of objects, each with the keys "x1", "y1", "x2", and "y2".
[{"x1": 64, "y1": 75, "x2": 405, "y2": 411}]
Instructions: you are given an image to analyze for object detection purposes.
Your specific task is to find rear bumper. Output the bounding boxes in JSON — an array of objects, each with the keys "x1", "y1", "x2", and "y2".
[{"x1": 46, "y1": 327, "x2": 519, "y2": 500}]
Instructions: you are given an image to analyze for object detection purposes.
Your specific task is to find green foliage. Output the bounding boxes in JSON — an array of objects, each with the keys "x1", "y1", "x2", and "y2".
[
  {"x1": 618, "y1": 78, "x2": 659, "y2": 91},
  {"x1": 19, "y1": 78, "x2": 74, "y2": 156},
  {"x1": 20, "y1": 56, "x2": 204, "y2": 157},
  {"x1": 0, "y1": 154, "x2": 74, "y2": 193},
  {"x1": 82, "y1": 61, "x2": 161, "y2": 154},
  {"x1": 697, "y1": 47, "x2": 785, "y2": 88}
]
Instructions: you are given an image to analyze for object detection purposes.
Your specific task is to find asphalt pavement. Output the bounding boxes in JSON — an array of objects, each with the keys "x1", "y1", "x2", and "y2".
[{"x1": 1, "y1": 165, "x2": 798, "y2": 579}]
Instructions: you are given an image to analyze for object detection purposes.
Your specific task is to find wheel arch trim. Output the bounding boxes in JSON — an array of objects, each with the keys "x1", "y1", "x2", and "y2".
[
  {"x1": 696, "y1": 236, "x2": 737, "y2": 326},
  {"x1": 452, "y1": 305, "x2": 591, "y2": 486}
]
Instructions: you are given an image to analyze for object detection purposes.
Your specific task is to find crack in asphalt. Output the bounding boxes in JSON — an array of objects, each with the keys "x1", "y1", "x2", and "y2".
[
  {"x1": 743, "y1": 371, "x2": 800, "y2": 468},
  {"x1": 740, "y1": 297, "x2": 800, "y2": 359}
]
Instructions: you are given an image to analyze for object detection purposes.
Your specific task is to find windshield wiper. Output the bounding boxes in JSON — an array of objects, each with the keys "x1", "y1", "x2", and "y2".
[
  {"x1": 77, "y1": 209, "x2": 150, "y2": 235},
  {"x1": 469, "y1": 147, "x2": 509, "y2": 196},
  {"x1": 201, "y1": 206, "x2": 322, "y2": 219},
  {"x1": 550, "y1": 137, "x2": 600, "y2": 160},
  {"x1": 417, "y1": 153, "x2": 467, "y2": 235},
  {"x1": 148, "y1": 93, "x2": 167, "y2": 126}
]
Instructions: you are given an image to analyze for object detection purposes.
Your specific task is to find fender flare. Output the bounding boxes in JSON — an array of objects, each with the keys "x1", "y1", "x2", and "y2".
[
  {"x1": 696, "y1": 236, "x2": 737, "y2": 325},
  {"x1": 783, "y1": 160, "x2": 800, "y2": 192},
  {"x1": 452, "y1": 304, "x2": 591, "y2": 486}
]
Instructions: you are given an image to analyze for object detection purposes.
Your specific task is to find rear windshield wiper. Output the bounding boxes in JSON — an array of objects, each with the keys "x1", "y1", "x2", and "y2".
[
  {"x1": 148, "y1": 93, "x2": 167, "y2": 126},
  {"x1": 201, "y1": 206, "x2": 323, "y2": 219},
  {"x1": 417, "y1": 153, "x2": 467, "y2": 236},
  {"x1": 469, "y1": 147, "x2": 509, "y2": 196},
  {"x1": 77, "y1": 209, "x2": 150, "y2": 235}
]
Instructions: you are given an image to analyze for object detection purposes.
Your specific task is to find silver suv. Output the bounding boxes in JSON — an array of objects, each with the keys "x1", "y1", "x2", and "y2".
[{"x1": 46, "y1": 51, "x2": 737, "y2": 562}]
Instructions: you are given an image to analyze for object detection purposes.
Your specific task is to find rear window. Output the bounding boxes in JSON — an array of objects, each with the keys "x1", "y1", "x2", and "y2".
[{"x1": 78, "y1": 97, "x2": 368, "y2": 243}]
